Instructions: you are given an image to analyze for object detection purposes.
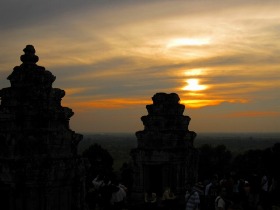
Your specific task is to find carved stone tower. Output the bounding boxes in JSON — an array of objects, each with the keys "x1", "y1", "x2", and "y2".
[
  {"x1": 131, "y1": 92, "x2": 198, "y2": 200},
  {"x1": 0, "y1": 45, "x2": 85, "y2": 210}
]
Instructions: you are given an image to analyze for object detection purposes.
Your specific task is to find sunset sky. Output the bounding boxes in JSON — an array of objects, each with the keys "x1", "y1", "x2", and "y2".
[{"x1": 0, "y1": 0, "x2": 279, "y2": 133}]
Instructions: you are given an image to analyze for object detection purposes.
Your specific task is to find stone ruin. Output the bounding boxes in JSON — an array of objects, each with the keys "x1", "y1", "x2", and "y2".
[
  {"x1": 0, "y1": 45, "x2": 86, "y2": 210},
  {"x1": 131, "y1": 92, "x2": 199, "y2": 200}
]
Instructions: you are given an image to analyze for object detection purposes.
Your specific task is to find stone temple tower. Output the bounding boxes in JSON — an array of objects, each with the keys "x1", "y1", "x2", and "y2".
[
  {"x1": 0, "y1": 45, "x2": 85, "y2": 210},
  {"x1": 131, "y1": 92, "x2": 198, "y2": 200}
]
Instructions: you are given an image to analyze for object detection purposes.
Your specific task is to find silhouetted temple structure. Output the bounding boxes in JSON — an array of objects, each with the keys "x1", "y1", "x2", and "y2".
[
  {"x1": 131, "y1": 93, "x2": 198, "y2": 200},
  {"x1": 0, "y1": 45, "x2": 85, "y2": 210}
]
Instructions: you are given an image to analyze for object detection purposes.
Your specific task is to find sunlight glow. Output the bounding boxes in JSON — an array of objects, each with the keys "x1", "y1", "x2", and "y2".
[
  {"x1": 182, "y1": 79, "x2": 207, "y2": 91},
  {"x1": 184, "y1": 69, "x2": 203, "y2": 76},
  {"x1": 167, "y1": 38, "x2": 210, "y2": 48}
]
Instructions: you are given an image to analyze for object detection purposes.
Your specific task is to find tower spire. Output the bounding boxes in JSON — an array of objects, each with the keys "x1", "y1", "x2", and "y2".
[{"x1": 20, "y1": 45, "x2": 39, "y2": 65}]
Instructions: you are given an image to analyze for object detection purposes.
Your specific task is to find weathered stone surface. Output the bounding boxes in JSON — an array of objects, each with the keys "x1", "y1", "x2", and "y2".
[
  {"x1": 0, "y1": 45, "x2": 86, "y2": 210},
  {"x1": 131, "y1": 92, "x2": 199, "y2": 200}
]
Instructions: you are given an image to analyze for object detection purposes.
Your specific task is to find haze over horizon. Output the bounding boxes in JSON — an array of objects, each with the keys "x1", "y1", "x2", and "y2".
[{"x1": 0, "y1": 0, "x2": 279, "y2": 133}]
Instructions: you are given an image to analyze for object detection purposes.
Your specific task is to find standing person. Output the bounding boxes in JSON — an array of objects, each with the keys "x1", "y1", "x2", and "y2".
[
  {"x1": 185, "y1": 183, "x2": 200, "y2": 210},
  {"x1": 259, "y1": 173, "x2": 270, "y2": 210},
  {"x1": 145, "y1": 190, "x2": 157, "y2": 210},
  {"x1": 162, "y1": 187, "x2": 176, "y2": 210},
  {"x1": 99, "y1": 177, "x2": 115, "y2": 210},
  {"x1": 111, "y1": 183, "x2": 126, "y2": 210},
  {"x1": 215, "y1": 187, "x2": 227, "y2": 210},
  {"x1": 270, "y1": 177, "x2": 280, "y2": 210},
  {"x1": 205, "y1": 175, "x2": 219, "y2": 210}
]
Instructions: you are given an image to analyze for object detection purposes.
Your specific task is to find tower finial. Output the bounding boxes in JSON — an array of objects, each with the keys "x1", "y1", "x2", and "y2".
[{"x1": 20, "y1": 45, "x2": 39, "y2": 64}]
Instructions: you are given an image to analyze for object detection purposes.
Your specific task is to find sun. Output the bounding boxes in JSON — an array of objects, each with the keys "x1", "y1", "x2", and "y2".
[
  {"x1": 167, "y1": 38, "x2": 210, "y2": 48},
  {"x1": 182, "y1": 79, "x2": 207, "y2": 91}
]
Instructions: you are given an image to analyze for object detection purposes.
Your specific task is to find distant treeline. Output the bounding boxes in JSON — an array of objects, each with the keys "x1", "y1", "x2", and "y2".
[{"x1": 78, "y1": 132, "x2": 280, "y2": 171}]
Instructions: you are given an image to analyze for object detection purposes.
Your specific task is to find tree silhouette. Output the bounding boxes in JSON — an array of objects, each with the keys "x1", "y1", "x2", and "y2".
[
  {"x1": 232, "y1": 149, "x2": 264, "y2": 179},
  {"x1": 82, "y1": 144, "x2": 114, "y2": 186},
  {"x1": 198, "y1": 144, "x2": 232, "y2": 180}
]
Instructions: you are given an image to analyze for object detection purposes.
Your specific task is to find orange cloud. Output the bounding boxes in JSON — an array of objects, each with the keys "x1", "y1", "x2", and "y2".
[
  {"x1": 63, "y1": 95, "x2": 249, "y2": 111},
  {"x1": 226, "y1": 111, "x2": 280, "y2": 118},
  {"x1": 63, "y1": 98, "x2": 150, "y2": 111},
  {"x1": 64, "y1": 87, "x2": 88, "y2": 96},
  {"x1": 181, "y1": 99, "x2": 224, "y2": 108}
]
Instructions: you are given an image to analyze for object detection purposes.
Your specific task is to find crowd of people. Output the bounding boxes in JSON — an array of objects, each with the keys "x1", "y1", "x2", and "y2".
[
  {"x1": 185, "y1": 173, "x2": 280, "y2": 210},
  {"x1": 85, "y1": 175, "x2": 127, "y2": 210},
  {"x1": 85, "y1": 173, "x2": 280, "y2": 210},
  {"x1": 141, "y1": 173, "x2": 280, "y2": 210}
]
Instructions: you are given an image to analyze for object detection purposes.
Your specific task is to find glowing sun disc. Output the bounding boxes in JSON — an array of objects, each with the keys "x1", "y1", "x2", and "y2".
[
  {"x1": 167, "y1": 38, "x2": 210, "y2": 48},
  {"x1": 182, "y1": 79, "x2": 207, "y2": 91}
]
